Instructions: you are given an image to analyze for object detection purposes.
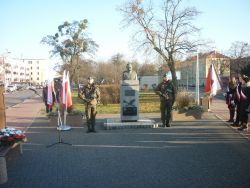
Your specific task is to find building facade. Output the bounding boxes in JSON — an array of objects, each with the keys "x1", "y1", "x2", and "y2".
[
  {"x1": 177, "y1": 51, "x2": 230, "y2": 87},
  {"x1": 0, "y1": 57, "x2": 50, "y2": 86},
  {"x1": 139, "y1": 75, "x2": 160, "y2": 90}
]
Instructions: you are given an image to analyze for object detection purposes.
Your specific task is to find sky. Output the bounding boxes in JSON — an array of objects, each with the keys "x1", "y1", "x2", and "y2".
[{"x1": 1, "y1": 0, "x2": 250, "y2": 63}]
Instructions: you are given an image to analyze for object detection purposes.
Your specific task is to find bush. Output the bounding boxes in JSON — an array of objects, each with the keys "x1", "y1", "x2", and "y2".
[
  {"x1": 174, "y1": 90, "x2": 194, "y2": 110},
  {"x1": 99, "y1": 84, "x2": 120, "y2": 105}
]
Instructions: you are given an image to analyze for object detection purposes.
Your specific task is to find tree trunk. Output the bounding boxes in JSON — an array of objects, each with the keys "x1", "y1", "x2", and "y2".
[{"x1": 165, "y1": 57, "x2": 178, "y2": 94}]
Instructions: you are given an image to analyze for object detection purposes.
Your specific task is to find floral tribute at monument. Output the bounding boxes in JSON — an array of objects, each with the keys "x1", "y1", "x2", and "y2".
[{"x1": 0, "y1": 127, "x2": 26, "y2": 147}]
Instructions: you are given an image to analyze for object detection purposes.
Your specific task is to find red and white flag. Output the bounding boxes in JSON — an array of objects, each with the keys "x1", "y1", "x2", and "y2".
[
  {"x1": 47, "y1": 80, "x2": 55, "y2": 108},
  {"x1": 204, "y1": 64, "x2": 222, "y2": 96},
  {"x1": 62, "y1": 70, "x2": 72, "y2": 109}
]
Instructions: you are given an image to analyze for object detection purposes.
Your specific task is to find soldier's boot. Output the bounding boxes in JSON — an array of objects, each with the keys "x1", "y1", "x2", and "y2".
[
  {"x1": 165, "y1": 119, "x2": 170, "y2": 127},
  {"x1": 162, "y1": 120, "x2": 166, "y2": 128},
  {"x1": 91, "y1": 120, "x2": 96, "y2": 133},
  {"x1": 237, "y1": 123, "x2": 247, "y2": 131},
  {"x1": 86, "y1": 121, "x2": 91, "y2": 133}
]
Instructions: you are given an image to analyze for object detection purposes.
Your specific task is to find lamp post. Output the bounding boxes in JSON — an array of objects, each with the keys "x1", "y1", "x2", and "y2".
[
  {"x1": 195, "y1": 51, "x2": 199, "y2": 105},
  {"x1": 186, "y1": 50, "x2": 199, "y2": 104},
  {"x1": 1, "y1": 51, "x2": 11, "y2": 87},
  {"x1": 0, "y1": 59, "x2": 5, "y2": 87},
  {"x1": 186, "y1": 68, "x2": 188, "y2": 91}
]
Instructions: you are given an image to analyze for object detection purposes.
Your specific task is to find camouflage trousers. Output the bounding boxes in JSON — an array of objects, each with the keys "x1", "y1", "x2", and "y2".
[
  {"x1": 160, "y1": 100, "x2": 173, "y2": 126},
  {"x1": 85, "y1": 104, "x2": 97, "y2": 131}
]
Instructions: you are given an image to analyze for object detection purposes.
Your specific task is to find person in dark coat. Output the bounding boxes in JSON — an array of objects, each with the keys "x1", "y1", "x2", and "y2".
[
  {"x1": 225, "y1": 76, "x2": 237, "y2": 122},
  {"x1": 43, "y1": 84, "x2": 55, "y2": 113},
  {"x1": 231, "y1": 77, "x2": 242, "y2": 127},
  {"x1": 237, "y1": 74, "x2": 250, "y2": 131},
  {"x1": 42, "y1": 84, "x2": 52, "y2": 113}
]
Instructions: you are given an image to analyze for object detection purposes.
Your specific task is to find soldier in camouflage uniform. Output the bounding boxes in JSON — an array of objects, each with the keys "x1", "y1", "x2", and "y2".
[
  {"x1": 79, "y1": 77, "x2": 100, "y2": 133},
  {"x1": 155, "y1": 73, "x2": 176, "y2": 127}
]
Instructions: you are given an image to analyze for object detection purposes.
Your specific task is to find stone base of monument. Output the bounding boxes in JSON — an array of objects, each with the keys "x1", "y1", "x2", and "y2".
[{"x1": 104, "y1": 118, "x2": 157, "y2": 130}]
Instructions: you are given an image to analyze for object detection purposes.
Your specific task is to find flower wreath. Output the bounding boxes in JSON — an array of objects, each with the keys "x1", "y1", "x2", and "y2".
[{"x1": 0, "y1": 127, "x2": 26, "y2": 147}]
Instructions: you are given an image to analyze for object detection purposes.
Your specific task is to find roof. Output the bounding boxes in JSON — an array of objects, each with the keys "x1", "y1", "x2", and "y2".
[{"x1": 186, "y1": 51, "x2": 230, "y2": 61}]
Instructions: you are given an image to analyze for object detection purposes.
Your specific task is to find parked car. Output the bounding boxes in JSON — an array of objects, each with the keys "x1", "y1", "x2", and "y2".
[
  {"x1": 28, "y1": 85, "x2": 36, "y2": 90},
  {"x1": 0, "y1": 81, "x2": 4, "y2": 86},
  {"x1": 6, "y1": 85, "x2": 17, "y2": 92}
]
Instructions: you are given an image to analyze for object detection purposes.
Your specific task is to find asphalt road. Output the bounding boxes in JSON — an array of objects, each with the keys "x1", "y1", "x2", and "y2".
[
  {"x1": 3, "y1": 119, "x2": 250, "y2": 188},
  {"x1": 4, "y1": 89, "x2": 42, "y2": 108}
]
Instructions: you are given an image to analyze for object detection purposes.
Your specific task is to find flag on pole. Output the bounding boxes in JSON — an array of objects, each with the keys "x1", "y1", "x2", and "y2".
[
  {"x1": 62, "y1": 70, "x2": 66, "y2": 106},
  {"x1": 204, "y1": 63, "x2": 222, "y2": 96},
  {"x1": 65, "y1": 71, "x2": 72, "y2": 108},
  {"x1": 62, "y1": 70, "x2": 72, "y2": 109},
  {"x1": 47, "y1": 80, "x2": 55, "y2": 109}
]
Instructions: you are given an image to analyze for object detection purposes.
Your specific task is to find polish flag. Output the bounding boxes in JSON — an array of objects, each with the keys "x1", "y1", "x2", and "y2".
[
  {"x1": 204, "y1": 64, "x2": 222, "y2": 96},
  {"x1": 62, "y1": 70, "x2": 72, "y2": 109},
  {"x1": 47, "y1": 80, "x2": 55, "y2": 109}
]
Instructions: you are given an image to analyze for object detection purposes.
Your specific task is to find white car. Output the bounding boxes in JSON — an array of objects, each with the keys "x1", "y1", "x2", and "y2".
[{"x1": 6, "y1": 85, "x2": 17, "y2": 92}]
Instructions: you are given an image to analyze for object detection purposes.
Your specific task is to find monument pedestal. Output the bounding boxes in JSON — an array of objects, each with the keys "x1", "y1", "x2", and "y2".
[
  {"x1": 120, "y1": 80, "x2": 139, "y2": 122},
  {"x1": 104, "y1": 118, "x2": 157, "y2": 130}
]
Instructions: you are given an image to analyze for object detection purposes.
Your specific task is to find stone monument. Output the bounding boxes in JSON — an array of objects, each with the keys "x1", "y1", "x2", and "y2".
[{"x1": 120, "y1": 63, "x2": 139, "y2": 122}]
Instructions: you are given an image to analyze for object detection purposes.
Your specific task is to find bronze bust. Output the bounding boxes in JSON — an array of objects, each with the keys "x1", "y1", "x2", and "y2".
[{"x1": 122, "y1": 63, "x2": 137, "y2": 80}]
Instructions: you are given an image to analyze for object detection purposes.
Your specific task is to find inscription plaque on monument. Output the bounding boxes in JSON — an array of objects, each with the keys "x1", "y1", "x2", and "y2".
[
  {"x1": 125, "y1": 90, "x2": 135, "y2": 96},
  {"x1": 123, "y1": 106, "x2": 137, "y2": 116},
  {"x1": 120, "y1": 80, "x2": 139, "y2": 122}
]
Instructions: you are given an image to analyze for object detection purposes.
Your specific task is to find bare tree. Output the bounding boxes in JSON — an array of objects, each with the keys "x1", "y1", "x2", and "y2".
[
  {"x1": 95, "y1": 62, "x2": 115, "y2": 83},
  {"x1": 139, "y1": 62, "x2": 158, "y2": 76},
  {"x1": 110, "y1": 53, "x2": 127, "y2": 84},
  {"x1": 119, "y1": 0, "x2": 202, "y2": 92},
  {"x1": 228, "y1": 41, "x2": 250, "y2": 58}
]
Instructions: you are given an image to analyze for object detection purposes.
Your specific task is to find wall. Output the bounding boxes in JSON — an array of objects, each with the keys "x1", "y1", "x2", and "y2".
[{"x1": 139, "y1": 75, "x2": 160, "y2": 90}]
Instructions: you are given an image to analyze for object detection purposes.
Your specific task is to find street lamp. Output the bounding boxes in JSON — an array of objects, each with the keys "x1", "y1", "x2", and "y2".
[
  {"x1": 1, "y1": 51, "x2": 11, "y2": 87},
  {"x1": 186, "y1": 68, "x2": 188, "y2": 91},
  {"x1": 186, "y1": 49, "x2": 199, "y2": 105},
  {"x1": 195, "y1": 51, "x2": 199, "y2": 105}
]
